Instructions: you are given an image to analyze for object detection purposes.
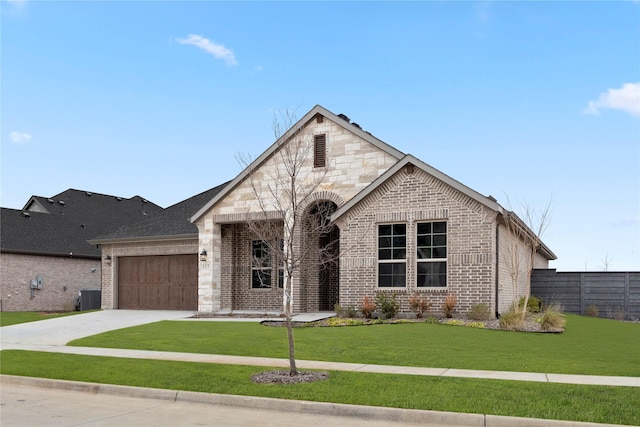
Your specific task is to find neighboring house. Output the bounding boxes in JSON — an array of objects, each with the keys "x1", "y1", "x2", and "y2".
[
  {"x1": 0, "y1": 189, "x2": 161, "y2": 311},
  {"x1": 96, "y1": 105, "x2": 555, "y2": 317}
]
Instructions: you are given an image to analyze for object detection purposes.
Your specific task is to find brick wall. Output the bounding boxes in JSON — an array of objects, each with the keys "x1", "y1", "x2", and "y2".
[
  {"x1": 338, "y1": 166, "x2": 498, "y2": 318},
  {"x1": 100, "y1": 238, "x2": 198, "y2": 309},
  {"x1": 0, "y1": 253, "x2": 100, "y2": 311}
]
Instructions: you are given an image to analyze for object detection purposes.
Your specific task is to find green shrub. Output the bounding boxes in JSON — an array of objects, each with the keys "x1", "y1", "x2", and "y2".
[
  {"x1": 467, "y1": 321, "x2": 486, "y2": 328},
  {"x1": 375, "y1": 293, "x2": 400, "y2": 319},
  {"x1": 519, "y1": 295, "x2": 542, "y2": 314},
  {"x1": 540, "y1": 304, "x2": 566, "y2": 331},
  {"x1": 424, "y1": 316, "x2": 439, "y2": 324},
  {"x1": 585, "y1": 305, "x2": 599, "y2": 318},
  {"x1": 443, "y1": 319, "x2": 465, "y2": 326},
  {"x1": 499, "y1": 306, "x2": 524, "y2": 330},
  {"x1": 360, "y1": 296, "x2": 376, "y2": 319},
  {"x1": 467, "y1": 303, "x2": 492, "y2": 321},
  {"x1": 408, "y1": 293, "x2": 432, "y2": 318},
  {"x1": 334, "y1": 304, "x2": 356, "y2": 318}
]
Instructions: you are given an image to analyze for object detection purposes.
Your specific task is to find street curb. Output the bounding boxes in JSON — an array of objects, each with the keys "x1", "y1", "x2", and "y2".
[{"x1": 0, "y1": 375, "x2": 626, "y2": 427}]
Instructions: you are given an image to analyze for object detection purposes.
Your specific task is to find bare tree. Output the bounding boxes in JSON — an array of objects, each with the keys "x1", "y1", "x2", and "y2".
[
  {"x1": 600, "y1": 255, "x2": 613, "y2": 271},
  {"x1": 236, "y1": 110, "x2": 338, "y2": 376},
  {"x1": 502, "y1": 199, "x2": 552, "y2": 320}
]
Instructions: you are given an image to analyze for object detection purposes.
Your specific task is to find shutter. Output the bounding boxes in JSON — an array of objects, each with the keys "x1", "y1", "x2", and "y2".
[{"x1": 314, "y1": 134, "x2": 326, "y2": 168}]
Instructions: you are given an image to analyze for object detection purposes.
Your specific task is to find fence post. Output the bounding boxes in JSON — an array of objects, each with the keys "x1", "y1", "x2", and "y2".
[
  {"x1": 624, "y1": 272, "x2": 630, "y2": 321},
  {"x1": 579, "y1": 273, "x2": 585, "y2": 315}
]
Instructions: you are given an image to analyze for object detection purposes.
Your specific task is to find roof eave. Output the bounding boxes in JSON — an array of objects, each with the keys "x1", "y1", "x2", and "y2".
[
  {"x1": 88, "y1": 233, "x2": 198, "y2": 246},
  {"x1": 332, "y1": 154, "x2": 503, "y2": 222}
]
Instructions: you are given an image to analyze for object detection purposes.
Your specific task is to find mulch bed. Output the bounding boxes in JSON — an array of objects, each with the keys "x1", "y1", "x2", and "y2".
[{"x1": 251, "y1": 370, "x2": 329, "y2": 384}]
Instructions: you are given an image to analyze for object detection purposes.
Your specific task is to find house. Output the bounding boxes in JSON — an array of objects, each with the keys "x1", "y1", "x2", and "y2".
[
  {"x1": 96, "y1": 105, "x2": 556, "y2": 317},
  {"x1": 0, "y1": 189, "x2": 162, "y2": 311}
]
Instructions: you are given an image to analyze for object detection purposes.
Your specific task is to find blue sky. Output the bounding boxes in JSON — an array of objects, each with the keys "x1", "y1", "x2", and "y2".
[{"x1": 2, "y1": 1, "x2": 639, "y2": 271}]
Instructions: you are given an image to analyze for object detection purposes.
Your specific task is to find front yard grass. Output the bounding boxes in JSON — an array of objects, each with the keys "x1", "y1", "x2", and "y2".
[
  {"x1": 1, "y1": 350, "x2": 638, "y2": 426},
  {"x1": 0, "y1": 310, "x2": 90, "y2": 327},
  {"x1": 69, "y1": 314, "x2": 640, "y2": 376}
]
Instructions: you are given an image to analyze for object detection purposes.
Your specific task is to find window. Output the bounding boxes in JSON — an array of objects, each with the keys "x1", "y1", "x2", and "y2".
[
  {"x1": 416, "y1": 221, "x2": 447, "y2": 287},
  {"x1": 314, "y1": 134, "x2": 326, "y2": 168},
  {"x1": 378, "y1": 224, "x2": 406, "y2": 287},
  {"x1": 251, "y1": 240, "x2": 272, "y2": 288}
]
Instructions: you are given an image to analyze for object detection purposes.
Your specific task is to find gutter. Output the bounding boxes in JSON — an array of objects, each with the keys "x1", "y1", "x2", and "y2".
[
  {"x1": 88, "y1": 233, "x2": 198, "y2": 246},
  {"x1": 0, "y1": 249, "x2": 99, "y2": 260}
]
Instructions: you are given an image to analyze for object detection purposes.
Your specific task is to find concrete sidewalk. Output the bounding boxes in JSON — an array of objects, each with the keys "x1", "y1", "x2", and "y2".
[
  {"x1": 4, "y1": 343, "x2": 639, "y2": 387},
  {"x1": 1, "y1": 310, "x2": 638, "y2": 388}
]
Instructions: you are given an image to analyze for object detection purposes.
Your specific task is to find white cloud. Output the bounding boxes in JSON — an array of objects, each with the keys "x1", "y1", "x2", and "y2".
[
  {"x1": 176, "y1": 34, "x2": 237, "y2": 66},
  {"x1": 10, "y1": 131, "x2": 32, "y2": 144},
  {"x1": 583, "y1": 83, "x2": 640, "y2": 117}
]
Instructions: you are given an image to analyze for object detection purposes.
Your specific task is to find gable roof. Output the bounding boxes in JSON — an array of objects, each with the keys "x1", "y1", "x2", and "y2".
[
  {"x1": 331, "y1": 154, "x2": 503, "y2": 221},
  {"x1": 331, "y1": 154, "x2": 556, "y2": 261},
  {"x1": 190, "y1": 105, "x2": 405, "y2": 223},
  {"x1": 89, "y1": 181, "x2": 230, "y2": 244},
  {"x1": 2, "y1": 189, "x2": 162, "y2": 258}
]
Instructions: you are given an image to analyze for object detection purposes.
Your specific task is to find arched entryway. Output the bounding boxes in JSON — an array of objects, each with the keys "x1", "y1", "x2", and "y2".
[{"x1": 301, "y1": 200, "x2": 340, "y2": 311}]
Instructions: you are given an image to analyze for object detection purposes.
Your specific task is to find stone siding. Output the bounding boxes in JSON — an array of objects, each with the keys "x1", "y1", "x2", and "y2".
[
  {"x1": 197, "y1": 114, "x2": 399, "y2": 312},
  {"x1": 0, "y1": 253, "x2": 100, "y2": 311}
]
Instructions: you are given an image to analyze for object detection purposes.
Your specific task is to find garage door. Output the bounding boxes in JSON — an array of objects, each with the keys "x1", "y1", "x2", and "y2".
[{"x1": 118, "y1": 255, "x2": 198, "y2": 310}]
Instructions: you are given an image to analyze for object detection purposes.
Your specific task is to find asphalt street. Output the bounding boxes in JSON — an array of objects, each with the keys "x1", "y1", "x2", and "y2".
[{"x1": 1, "y1": 383, "x2": 456, "y2": 427}]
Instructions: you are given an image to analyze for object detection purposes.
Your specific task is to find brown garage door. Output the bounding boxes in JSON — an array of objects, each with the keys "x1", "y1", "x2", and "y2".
[{"x1": 118, "y1": 255, "x2": 198, "y2": 310}]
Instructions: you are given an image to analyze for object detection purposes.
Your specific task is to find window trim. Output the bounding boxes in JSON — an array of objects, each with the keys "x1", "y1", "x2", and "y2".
[
  {"x1": 251, "y1": 240, "x2": 272, "y2": 289},
  {"x1": 377, "y1": 223, "x2": 407, "y2": 288},
  {"x1": 416, "y1": 221, "x2": 448, "y2": 288}
]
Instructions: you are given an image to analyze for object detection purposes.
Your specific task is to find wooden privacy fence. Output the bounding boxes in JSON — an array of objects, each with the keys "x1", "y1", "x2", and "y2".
[{"x1": 531, "y1": 269, "x2": 640, "y2": 321}]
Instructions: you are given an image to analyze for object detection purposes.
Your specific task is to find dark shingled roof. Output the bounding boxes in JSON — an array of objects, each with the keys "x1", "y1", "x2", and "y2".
[
  {"x1": 89, "y1": 181, "x2": 230, "y2": 243},
  {"x1": 2, "y1": 189, "x2": 163, "y2": 258}
]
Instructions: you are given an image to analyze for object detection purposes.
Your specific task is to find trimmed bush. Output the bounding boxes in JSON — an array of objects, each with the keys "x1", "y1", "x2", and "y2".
[
  {"x1": 360, "y1": 296, "x2": 376, "y2": 319},
  {"x1": 585, "y1": 305, "x2": 599, "y2": 318},
  {"x1": 442, "y1": 294, "x2": 457, "y2": 318},
  {"x1": 519, "y1": 295, "x2": 542, "y2": 314},
  {"x1": 334, "y1": 304, "x2": 356, "y2": 319},
  {"x1": 408, "y1": 293, "x2": 432, "y2": 318},
  {"x1": 468, "y1": 303, "x2": 492, "y2": 321},
  {"x1": 375, "y1": 293, "x2": 400, "y2": 319}
]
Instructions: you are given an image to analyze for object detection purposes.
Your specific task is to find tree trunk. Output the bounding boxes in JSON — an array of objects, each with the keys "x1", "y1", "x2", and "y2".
[{"x1": 285, "y1": 314, "x2": 297, "y2": 375}]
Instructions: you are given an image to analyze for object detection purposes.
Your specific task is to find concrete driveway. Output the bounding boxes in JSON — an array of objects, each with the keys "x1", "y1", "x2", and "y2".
[{"x1": 0, "y1": 310, "x2": 196, "y2": 349}]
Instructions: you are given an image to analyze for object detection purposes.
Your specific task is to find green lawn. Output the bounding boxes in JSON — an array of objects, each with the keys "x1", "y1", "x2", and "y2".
[
  {"x1": 1, "y1": 350, "x2": 638, "y2": 426},
  {"x1": 0, "y1": 310, "x2": 90, "y2": 327},
  {"x1": 69, "y1": 314, "x2": 640, "y2": 376}
]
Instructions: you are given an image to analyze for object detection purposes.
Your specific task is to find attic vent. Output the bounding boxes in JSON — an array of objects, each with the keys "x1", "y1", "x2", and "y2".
[
  {"x1": 80, "y1": 224, "x2": 86, "y2": 228},
  {"x1": 314, "y1": 134, "x2": 326, "y2": 168},
  {"x1": 351, "y1": 122, "x2": 361, "y2": 129},
  {"x1": 22, "y1": 211, "x2": 30, "y2": 217},
  {"x1": 116, "y1": 197, "x2": 123, "y2": 201},
  {"x1": 337, "y1": 113, "x2": 350, "y2": 122},
  {"x1": 488, "y1": 195, "x2": 497, "y2": 202},
  {"x1": 85, "y1": 192, "x2": 93, "y2": 196},
  {"x1": 142, "y1": 199, "x2": 148, "y2": 204},
  {"x1": 47, "y1": 198, "x2": 54, "y2": 203},
  {"x1": 59, "y1": 201, "x2": 66, "y2": 205}
]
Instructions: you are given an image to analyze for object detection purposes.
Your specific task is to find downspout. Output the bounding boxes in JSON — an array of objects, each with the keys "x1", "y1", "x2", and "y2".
[{"x1": 495, "y1": 222, "x2": 500, "y2": 319}]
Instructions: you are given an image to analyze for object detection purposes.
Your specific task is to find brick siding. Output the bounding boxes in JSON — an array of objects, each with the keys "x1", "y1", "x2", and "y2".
[{"x1": 0, "y1": 253, "x2": 100, "y2": 311}]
